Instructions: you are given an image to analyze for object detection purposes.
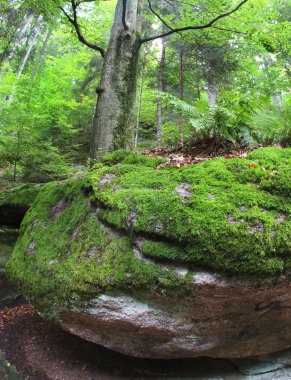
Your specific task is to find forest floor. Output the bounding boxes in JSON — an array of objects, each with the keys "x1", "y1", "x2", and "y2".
[{"x1": 140, "y1": 141, "x2": 253, "y2": 168}]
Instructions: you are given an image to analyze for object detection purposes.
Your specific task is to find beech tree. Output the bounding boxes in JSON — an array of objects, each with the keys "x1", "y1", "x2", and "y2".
[{"x1": 27, "y1": 0, "x2": 249, "y2": 158}]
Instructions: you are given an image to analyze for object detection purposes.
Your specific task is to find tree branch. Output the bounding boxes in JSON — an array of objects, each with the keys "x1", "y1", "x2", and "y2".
[
  {"x1": 60, "y1": 0, "x2": 105, "y2": 57},
  {"x1": 210, "y1": 26, "x2": 247, "y2": 35},
  {"x1": 76, "y1": 0, "x2": 97, "y2": 5},
  {"x1": 122, "y1": 0, "x2": 129, "y2": 30},
  {"x1": 140, "y1": 0, "x2": 248, "y2": 44},
  {"x1": 148, "y1": 0, "x2": 174, "y2": 31}
]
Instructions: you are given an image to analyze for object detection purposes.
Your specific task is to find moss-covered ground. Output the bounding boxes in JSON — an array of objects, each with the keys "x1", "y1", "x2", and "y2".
[{"x1": 6, "y1": 148, "x2": 291, "y2": 315}]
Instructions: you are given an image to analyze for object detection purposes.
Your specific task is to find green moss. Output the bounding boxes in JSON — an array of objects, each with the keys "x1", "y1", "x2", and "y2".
[
  {"x1": 101, "y1": 149, "x2": 130, "y2": 165},
  {"x1": 101, "y1": 149, "x2": 165, "y2": 168},
  {"x1": 88, "y1": 147, "x2": 290, "y2": 276},
  {"x1": 7, "y1": 180, "x2": 188, "y2": 316},
  {"x1": 6, "y1": 147, "x2": 291, "y2": 317},
  {"x1": 247, "y1": 147, "x2": 291, "y2": 162},
  {"x1": 141, "y1": 240, "x2": 187, "y2": 261},
  {"x1": 226, "y1": 148, "x2": 290, "y2": 197},
  {"x1": 0, "y1": 183, "x2": 41, "y2": 207}
]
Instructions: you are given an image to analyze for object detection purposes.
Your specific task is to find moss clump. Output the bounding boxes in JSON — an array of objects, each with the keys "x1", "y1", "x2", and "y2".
[
  {"x1": 0, "y1": 183, "x2": 42, "y2": 228},
  {"x1": 101, "y1": 149, "x2": 166, "y2": 168},
  {"x1": 140, "y1": 240, "x2": 187, "y2": 261},
  {"x1": 101, "y1": 149, "x2": 130, "y2": 165},
  {"x1": 226, "y1": 147, "x2": 291, "y2": 197},
  {"x1": 0, "y1": 183, "x2": 41, "y2": 208},
  {"x1": 6, "y1": 147, "x2": 291, "y2": 317}
]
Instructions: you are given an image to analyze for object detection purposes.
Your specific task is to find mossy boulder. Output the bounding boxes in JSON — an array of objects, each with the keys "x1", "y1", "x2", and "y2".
[
  {"x1": 0, "y1": 183, "x2": 41, "y2": 227},
  {"x1": 6, "y1": 148, "x2": 291, "y2": 358}
]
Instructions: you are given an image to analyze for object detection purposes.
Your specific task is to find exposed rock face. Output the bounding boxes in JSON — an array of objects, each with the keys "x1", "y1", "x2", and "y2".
[
  {"x1": 6, "y1": 148, "x2": 291, "y2": 359},
  {"x1": 60, "y1": 277, "x2": 291, "y2": 359}
]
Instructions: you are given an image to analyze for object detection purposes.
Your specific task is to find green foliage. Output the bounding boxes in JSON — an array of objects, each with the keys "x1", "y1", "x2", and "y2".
[
  {"x1": 157, "y1": 92, "x2": 240, "y2": 145},
  {"x1": 0, "y1": 0, "x2": 290, "y2": 189},
  {"x1": 250, "y1": 106, "x2": 291, "y2": 146},
  {"x1": 20, "y1": 146, "x2": 72, "y2": 182},
  {"x1": 0, "y1": 20, "x2": 99, "y2": 180}
]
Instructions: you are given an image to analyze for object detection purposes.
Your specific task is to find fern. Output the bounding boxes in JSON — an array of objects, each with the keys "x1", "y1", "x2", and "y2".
[
  {"x1": 155, "y1": 91, "x2": 239, "y2": 145},
  {"x1": 250, "y1": 106, "x2": 291, "y2": 146}
]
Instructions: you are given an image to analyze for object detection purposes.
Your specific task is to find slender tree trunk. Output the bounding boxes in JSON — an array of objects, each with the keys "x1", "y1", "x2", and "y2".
[
  {"x1": 13, "y1": 132, "x2": 20, "y2": 182},
  {"x1": 0, "y1": 13, "x2": 34, "y2": 79},
  {"x1": 272, "y1": 92, "x2": 283, "y2": 109},
  {"x1": 30, "y1": 29, "x2": 51, "y2": 81},
  {"x1": 157, "y1": 40, "x2": 165, "y2": 146},
  {"x1": 207, "y1": 79, "x2": 217, "y2": 106},
  {"x1": 91, "y1": 0, "x2": 143, "y2": 159},
  {"x1": 134, "y1": 53, "x2": 146, "y2": 148},
  {"x1": 8, "y1": 15, "x2": 43, "y2": 104},
  {"x1": 16, "y1": 17, "x2": 43, "y2": 80},
  {"x1": 0, "y1": 26, "x2": 19, "y2": 65},
  {"x1": 178, "y1": 47, "x2": 184, "y2": 145}
]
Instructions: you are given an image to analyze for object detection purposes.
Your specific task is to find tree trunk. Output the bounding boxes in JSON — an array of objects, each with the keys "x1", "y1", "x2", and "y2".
[
  {"x1": 8, "y1": 15, "x2": 43, "y2": 104},
  {"x1": 16, "y1": 16, "x2": 43, "y2": 80},
  {"x1": 134, "y1": 51, "x2": 146, "y2": 148},
  {"x1": 207, "y1": 79, "x2": 217, "y2": 106},
  {"x1": 0, "y1": 13, "x2": 34, "y2": 79},
  {"x1": 157, "y1": 40, "x2": 165, "y2": 146},
  {"x1": 272, "y1": 92, "x2": 283, "y2": 109},
  {"x1": 178, "y1": 47, "x2": 184, "y2": 145},
  {"x1": 91, "y1": 0, "x2": 143, "y2": 159},
  {"x1": 30, "y1": 29, "x2": 51, "y2": 81}
]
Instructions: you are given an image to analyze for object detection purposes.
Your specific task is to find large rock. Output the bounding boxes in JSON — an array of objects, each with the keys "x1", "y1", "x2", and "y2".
[
  {"x1": 7, "y1": 148, "x2": 291, "y2": 358},
  {"x1": 0, "y1": 183, "x2": 41, "y2": 227}
]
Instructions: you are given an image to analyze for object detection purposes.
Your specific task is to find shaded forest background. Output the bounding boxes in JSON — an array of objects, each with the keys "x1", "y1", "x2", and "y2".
[{"x1": 0, "y1": 0, "x2": 290, "y2": 182}]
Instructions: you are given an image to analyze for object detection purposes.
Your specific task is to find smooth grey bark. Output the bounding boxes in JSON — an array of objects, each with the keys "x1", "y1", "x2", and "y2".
[
  {"x1": 8, "y1": 15, "x2": 43, "y2": 104},
  {"x1": 91, "y1": 0, "x2": 143, "y2": 158},
  {"x1": 157, "y1": 40, "x2": 165, "y2": 146},
  {"x1": 0, "y1": 13, "x2": 34, "y2": 79},
  {"x1": 30, "y1": 29, "x2": 52, "y2": 81},
  {"x1": 178, "y1": 47, "x2": 184, "y2": 145},
  {"x1": 134, "y1": 52, "x2": 146, "y2": 148},
  {"x1": 207, "y1": 79, "x2": 217, "y2": 106},
  {"x1": 16, "y1": 16, "x2": 43, "y2": 80}
]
